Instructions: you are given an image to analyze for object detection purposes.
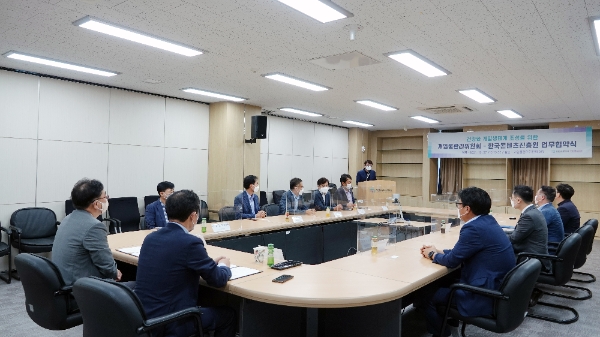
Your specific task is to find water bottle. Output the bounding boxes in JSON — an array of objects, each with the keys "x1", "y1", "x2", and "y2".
[
  {"x1": 326, "y1": 206, "x2": 330, "y2": 217},
  {"x1": 371, "y1": 236, "x2": 378, "y2": 255},
  {"x1": 201, "y1": 218, "x2": 207, "y2": 233},
  {"x1": 267, "y1": 243, "x2": 275, "y2": 267}
]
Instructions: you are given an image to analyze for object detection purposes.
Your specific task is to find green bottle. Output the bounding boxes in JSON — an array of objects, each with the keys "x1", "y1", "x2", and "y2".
[
  {"x1": 267, "y1": 243, "x2": 275, "y2": 267},
  {"x1": 201, "y1": 218, "x2": 207, "y2": 233}
]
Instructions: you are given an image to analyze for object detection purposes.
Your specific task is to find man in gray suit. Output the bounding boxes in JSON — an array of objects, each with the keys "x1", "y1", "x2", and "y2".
[
  {"x1": 507, "y1": 185, "x2": 550, "y2": 270},
  {"x1": 52, "y1": 178, "x2": 121, "y2": 285}
]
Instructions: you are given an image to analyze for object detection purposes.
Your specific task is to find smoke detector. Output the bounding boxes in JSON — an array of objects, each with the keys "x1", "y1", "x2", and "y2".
[{"x1": 417, "y1": 105, "x2": 476, "y2": 114}]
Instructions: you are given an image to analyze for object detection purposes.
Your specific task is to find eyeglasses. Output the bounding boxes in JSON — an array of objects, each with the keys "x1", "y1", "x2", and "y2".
[
  {"x1": 93, "y1": 194, "x2": 109, "y2": 202},
  {"x1": 455, "y1": 202, "x2": 463, "y2": 208}
]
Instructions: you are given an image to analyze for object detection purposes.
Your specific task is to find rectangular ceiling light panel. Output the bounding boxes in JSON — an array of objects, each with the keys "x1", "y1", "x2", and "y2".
[
  {"x1": 458, "y1": 89, "x2": 496, "y2": 104},
  {"x1": 411, "y1": 116, "x2": 440, "y2": 124},
  {"x1": 263, "y1": 73, "x2": 329, "y2": 91},
  {"x1": 280, "y1": 108, "x2": 322, "y2": 117},
  {"x1": 182, "y1": 88, "x2": 246, "y2": 102},
  {"x1": 277, "y1": 0, "x2": 352, "y2": 23},
  {"x1": 75, "y1": 16, "x2": 202, "y2": 57},
  {"x1": 355, "y1": 100, "x2": 397, "y2": 111},
  {"x1": 386, "y1": 50, "x2": 449, "y2": 77},
  {"x1": 592, "y1": 17, "x2": 600, "y2": 55},
  {"x1": 496, "y1": 110, "x2": 523, "y2": 119},
  {"x1": 4, "y1": 51, "x2": 118, "y2": 77},
  {"x1": 343, "y1": 120, "x2": 373, "y2": 127}
]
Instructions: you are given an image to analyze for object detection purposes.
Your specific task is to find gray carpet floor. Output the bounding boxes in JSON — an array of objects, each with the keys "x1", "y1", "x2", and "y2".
[{"x1": 2, "y1": 240, "x2": 599, "y2": 336}]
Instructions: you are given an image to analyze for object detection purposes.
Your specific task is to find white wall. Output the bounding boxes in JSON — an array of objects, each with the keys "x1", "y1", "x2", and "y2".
[
  {"x1": 260, "y1": 116, "x2": 349, "y2": 203},
  {"x1": 0, "y1": 70, "x2": 209, "y2": 270}
]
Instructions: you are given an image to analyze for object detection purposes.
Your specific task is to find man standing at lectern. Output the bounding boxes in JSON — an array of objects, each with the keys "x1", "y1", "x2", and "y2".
[{"x1": 356, "y1": 159, "x2": 377, "y2": 183}]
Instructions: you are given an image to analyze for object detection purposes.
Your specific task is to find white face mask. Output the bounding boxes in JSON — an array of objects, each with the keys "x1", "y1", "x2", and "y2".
[
  {"x1": 299, "y1": 188, "x2": 304, "y2": 195},
  {"x1": 457, "y1": 208, "x2": 462, "y2": 220},
  {"x1": 254, "y1": 185, "x2": 259, "y2": 192},
  {"x1": 319, "y1": 187, "x2": 329, "y2": 194},
  {"x1": 98, "y1": 200, "x2": 109, "y2": 213},
  {"x1": 510, "y1": 198, "x2": 515, "y2": 208},
  {"x1": 345, "y1": 184, "x2": 352, "y2": 189},
  {"x1": 534, "y1": 195, "x2": 539, "y2": 205},
  {"x1": 365, "y1": 166, "x2": 372, "y2": 171}
]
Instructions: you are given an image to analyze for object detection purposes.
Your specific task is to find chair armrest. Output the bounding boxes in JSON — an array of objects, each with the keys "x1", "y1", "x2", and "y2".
[
  {"x1": 56, "y1": 221, "x2": 61, "y2": 227},
  {"x1": 517, "y1": 252, "x2": 563, "y2": 263},
  {"x1": 54, "y1": 285, "x2": 73, "y2": 296},
  {"x1": 548, "y1": 241, "x2": 560, "y2": 246},
  {"x1": 0, "y1": 226, "x2": 11, "y2": 236},
  {"x1": 448, "y1": 283, "x2": 508, "y2": 300},
  {"x1": 103, "y1": 218, "x2": 122, "y2": 233},
  {"x1": 138, "y1": 307, "x2": 202, "y2": 334},
  {"x1": 9, "y1": 225, "x2": 22, "y2": 235}
]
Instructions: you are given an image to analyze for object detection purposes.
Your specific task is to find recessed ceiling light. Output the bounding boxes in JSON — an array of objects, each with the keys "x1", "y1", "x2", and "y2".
[
  {"x1": 355, "y1": 100, "x2": 397, "y2": 111},
  {"x1": 74, "y1": 16, "x2": 203, "y2": 57},
  {"x1": 3, "y1": 51, "x2": 118, "y2": 77},
  {"x1": 263, "y1": 73, "x2": 330, "y2": 91},
  {"x1": 181, "y1": 88, "x2": 246, "y2": 102},
  {"x1": 385, "y1": 50, "x2": 449, "y2": 77},
  {"x1": 411, "y1": 116, "x2": 440, "y2": 124},
  {"x1": 591, "y1": 17, "x2": 600, "y2": 55},
  {"x1": 276, "y1": 0, "x2": 353, "y2": 23},
  {"x1": 343, "y1": 120, "x2": 373, "y2": 127},
  {"x1": 458, "y1": 89, "x2": 496, "y2": 104},
  {"x1": 497, "y1": 110, "x2": 523, "y2": 119},
  {"x1": 280, "y1": 108, "x2": 323, "y2": 117}
]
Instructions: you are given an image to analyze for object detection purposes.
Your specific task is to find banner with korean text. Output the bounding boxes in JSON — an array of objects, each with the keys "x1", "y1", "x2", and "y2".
[{"x1": 428, "y1": 127, "x2": 592, "y2": 158}]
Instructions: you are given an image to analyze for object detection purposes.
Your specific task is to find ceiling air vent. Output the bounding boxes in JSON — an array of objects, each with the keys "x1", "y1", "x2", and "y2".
[{"x1": 417, "y1": 105, "x2": 476, "y2": 114}]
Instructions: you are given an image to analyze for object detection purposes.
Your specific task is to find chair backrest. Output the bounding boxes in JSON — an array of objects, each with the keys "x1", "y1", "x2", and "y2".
[
  {"x1": 14, "y1": 253, "x2": 82, "y2": 330},
  {"x1": 552, "y1": 232, "x2": 582, "y2": 284},
  {"x1": 143, "y1": 195, "x2": 160, "y2": 209},
  {"x1": 10, "y1": 208, "x2": 58, "y2": 239},
  {"x1": 494, "y1": 259, "x2": 542, "y2": 332},
  {"x1": 197, "y1": 200, "x2": 209, "y2": 222},
  {"x1": 65, "y1": 200, "x2": 75, "y2": 216},
  {"x1": 107, "y1": 197, "x2": 141, "y2": 232},
  {"x1": 219, "y1": 206, "x2": 236, "y2": 222},
  {"x1": 73, "y1": 277, "x2": 146, "y2": 337},
  {"x1": 272, "y1": 190, "x2": 285, "y2": 205},
  {"x1": 581, "y1": 219, "x2": 598, "y2": 254},
  {"x1": 573, "y1": 224, "x2": 595, "y2": 269},
  {"x1": 259, "y1": 191, "x2": 268, "y2": 207},
  {"x1": 261, "y1": 203, "x2": 280, "y2": 217}
]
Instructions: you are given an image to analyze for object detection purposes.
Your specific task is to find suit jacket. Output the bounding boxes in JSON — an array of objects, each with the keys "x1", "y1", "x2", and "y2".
[
  {"x1": 538, "y1": 203, "x2": 565, "y2": 243},
  {"x1": 51, "y1": 210, "x2": 117, "y2": 285},
  {"x1": 313, "y1": 191, "x2": 337, "y2": 211},
  {"x1": 356, "y1": 169, "x2": 376, "y2": 183},
  {"x1": 433, "y1": 214, "x2": 516, "y2": 317},
  {"x1": 135, "y1": 222, "x2": 232, "y2": 337},
  {"x1": 334, "y1": 187, "x2": 356, "y2": 209},
  {"x1": 144, "y1": 199, "x2": 168, "y2": 229},
  {"x1": 557, "y1": 199, "x2": 581, "y2": 234},
  {"x1": 234, "y1": 191, "x2": 260, "y2": 219},
  {"x1": 278, "y1": 190, "x2": 310, "y2": 215},
  {"x1": 508, "y1": 205, "x2": 549, "y2": 269}
]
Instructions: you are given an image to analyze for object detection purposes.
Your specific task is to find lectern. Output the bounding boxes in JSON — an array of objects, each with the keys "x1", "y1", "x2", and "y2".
[{"x1": 355, "y1": 180, "x2": 397, "y2": 205}]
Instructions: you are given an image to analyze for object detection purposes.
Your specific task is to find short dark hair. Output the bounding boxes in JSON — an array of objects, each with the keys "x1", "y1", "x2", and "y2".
[
  {"x1": 556, "y1": 183, "x2": 574, "y2": 199},
  {"x1": 340, "y1": 174, "x2": 352, "y2": 184},
  {"x1": 457, "y1": 187, "x2": 491, "y2": 216},
  {"x1": 364, "y1": 160, "x2": 373, "y2": 165},
  {"x1": 71, "y1": 178, "x2": 104, "y2": 210},
  {"x1": 317, "y1": 177, "x2": 329, "y2": 186},
  {"x1": 513, "y1": 185, "x2": 534, "y2": 203},
  {"x1": 157, "y1": 181, "x2": 174, "y2": 194},
  {"x1": 165, "y1": 190, "x2": 200, "y2": 222},
  {"x1": 539, "y1": 185, "x2": 556, "y2": 202},
  {"x1": 290, "y1": 178, "x2": 302, "y2": 190},
  {"x1": 243, "y1": 175, "x2": 258, "y2": 189}
]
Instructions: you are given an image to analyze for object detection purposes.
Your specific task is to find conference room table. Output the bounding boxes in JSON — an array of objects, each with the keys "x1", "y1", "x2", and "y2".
[{"x1": 108, "y1": 206, "x2": 518, "y2": 337}]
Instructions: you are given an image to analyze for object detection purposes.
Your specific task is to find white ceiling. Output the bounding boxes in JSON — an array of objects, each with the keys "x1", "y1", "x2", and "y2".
[{"x1": 1, "y1": 0, "x2": 600, "y2": 130}]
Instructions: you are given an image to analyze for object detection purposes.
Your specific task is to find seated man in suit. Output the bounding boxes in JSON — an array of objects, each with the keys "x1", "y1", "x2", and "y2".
[
  {"x1": 508, "y1": 185, "x2": 550, "y2": 270},
  {"x1": 144, "y1": 181, "x2": 174, "y2": 229},
  {"x1": 418, "y1": 187, "x2": 516, "y2": 337},
  {"x1": 313, "y1": 177, "x2": 342, "y2": 212},
  {"x1": 279, "y1": 177, "x2": 316, "y2": 215},
  {"x1": 234, "y1": 175, "x2": 266, "y2": 219},
  {"x1": 555, "y1": 183, "x2": 581, "y2": 234},
  {"x1": 135, "y1": 190, "x2": 235, "y2": 337},
  {"x1": 535, "y1": 185, "x2": 564, "y2": 243},
  {"x1": 356, "y1": 159, "x2": 377, "y2": 183},
  {"x1": 52, "y1": 178, "x2": 121, "y2": 285},
  {"x1": 334, "y1": 174, "x2": 356, "y2": 210}
]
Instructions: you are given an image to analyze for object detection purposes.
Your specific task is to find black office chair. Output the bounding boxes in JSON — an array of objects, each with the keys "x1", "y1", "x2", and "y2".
[
  {"x1": 107, "y1": 197, "x2": 143, "y2": 232},
  {"x1": 259, "y1": 191, "x2": 268, "y2": 207},
  {"x1": 73, "y1": 277, "x2": 204, "y2": 337},
  {"x1": 10, "y1": 207, "x2": 59, "y2": 255},
  {"x1": 518, "y1": 232, "x2": 582, "y2": 324},
  {"x1": 65, "y1": 199, "x2": 120, "y2": 234},
  {"x1": 261, "y1": 203, "x2": 280, "y2": 217},
  {"x1": 439, "y1": 259, "x2": 542, "y2": 337},
  {"x1": 14, "y1": 253, "x2": 82, "y2": 330},
  {"x1": 0, "y1": 222, "x2": 12, "y2": 283},
  {"x1": 272, "y1": 190, "x2": 285, "y2": 205},
  {"x1": 218, "y1": 206, "x2": 237, "y2": 222},
  {"x1": 571, "y1": 219, "x2": 598, "y2": 283},
  {"x1": 143, "y1": 195, "x2": 160, "y2": 209}
]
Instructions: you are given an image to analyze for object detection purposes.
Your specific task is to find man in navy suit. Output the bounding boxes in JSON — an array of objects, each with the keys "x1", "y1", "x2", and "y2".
[
  {"x1": 234, "y1": 175, "x2": 266, "y2": 219},
  {"x1": 418, "y1": 187, "x2": 516, "y2": 337},
  {"x1": 334, "y1": 174, "x2": 356, "y2": 210},
  {"x1": 279, "y1": 177, "x2": 316, "y2": 215},
  {"x1": 555, "y1": 183, "x2": 581, "y2": 234},
  {"x1": 534, "y1": 186, "x2": 564, "y2": 243},
  {"x1": 135, "y1": 190, "x2": 235, "y2": 337},
  {"x1": 144, "y1": 181, "x2": 174, "y2": 229},
  {"x1": 313, "y1": 177, "x2": 342, "y2": 211},
  {"x1": 356, "y1": 159, "x2": 377, "y2": 183}
]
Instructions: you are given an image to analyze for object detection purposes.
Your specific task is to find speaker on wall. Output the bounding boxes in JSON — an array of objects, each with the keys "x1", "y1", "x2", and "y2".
[{"x1": 251, "y1": 115, "x2": 267, "y2": 139}]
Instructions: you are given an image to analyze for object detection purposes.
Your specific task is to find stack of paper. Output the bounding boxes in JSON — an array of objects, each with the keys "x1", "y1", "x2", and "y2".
[
  {"x1": 229, "y1": 265, "x2": 261, "y2": 280},
  {"x1": 117, "y1": 246, "x2": 142, "y2": 257}
]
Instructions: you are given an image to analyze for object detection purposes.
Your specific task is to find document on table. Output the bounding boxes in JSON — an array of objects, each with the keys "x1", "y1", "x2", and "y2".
[
  {"x1": 117, "y1": 246, "x2": 142, "y2": 257},
  {"x1": 229, "y1": 265, "x2": 262, "y2": 280}
]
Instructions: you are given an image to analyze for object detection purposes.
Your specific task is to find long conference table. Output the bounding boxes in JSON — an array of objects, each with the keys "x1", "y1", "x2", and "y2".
[{"x1": 108, "y1": 206, "x2": 518, "y2": 337}]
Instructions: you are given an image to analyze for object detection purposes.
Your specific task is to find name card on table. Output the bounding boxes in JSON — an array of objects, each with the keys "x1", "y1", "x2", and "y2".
[
  {"x1": 333, "y1": 212, "x2": 343, "y2": 218},
  {"x1": 292, "y1": 216, "x2": 303, "y2": 223},
  {"x1": 357, "y1": 209, "x2": 366, "y2": 215},
  {"x1": 211, "y1": 222, "x2": 231, "y2": 233},
  {"x1": 382, "y1": 206, "x2": 388, "y2": 211}
]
